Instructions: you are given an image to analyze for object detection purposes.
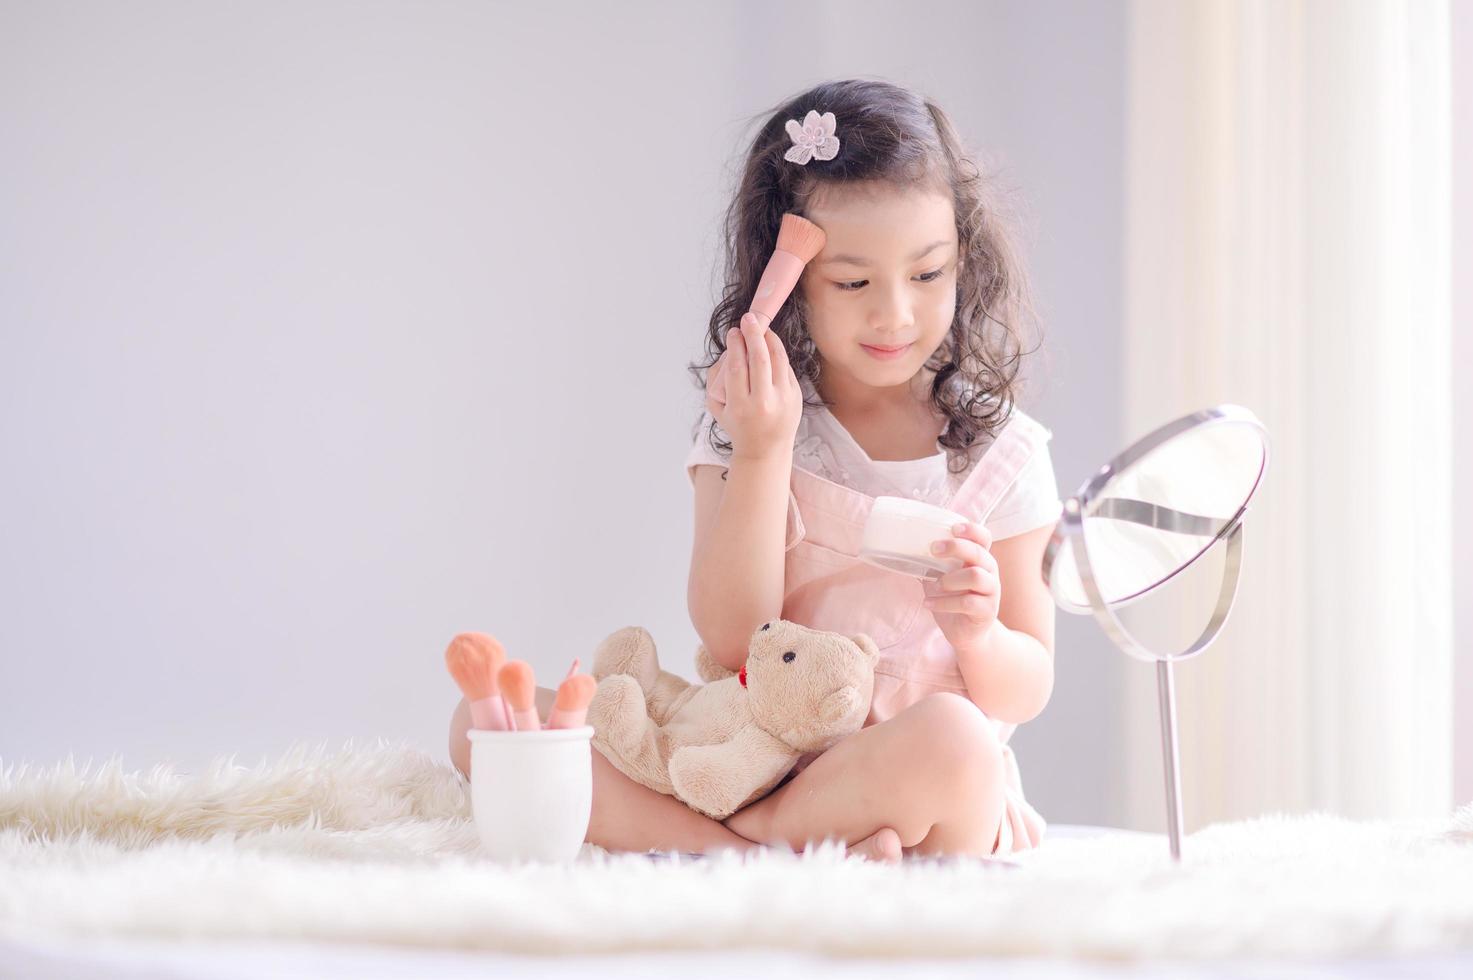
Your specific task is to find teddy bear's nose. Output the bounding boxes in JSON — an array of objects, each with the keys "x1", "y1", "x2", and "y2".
[{"x1": 783, "y1": 651, "x2": 796, "y2": 663}]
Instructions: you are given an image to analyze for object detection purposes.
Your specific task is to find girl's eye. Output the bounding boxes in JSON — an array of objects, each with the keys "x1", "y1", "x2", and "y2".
[{"x1": 834, "y1": 268, "x2": 946, "y2": 292}]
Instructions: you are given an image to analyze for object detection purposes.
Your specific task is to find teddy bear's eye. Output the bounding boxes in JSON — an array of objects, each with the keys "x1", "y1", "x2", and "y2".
[
  {"x1": 761, "y1": 623, "x2": 771, "y2": 631},
  {"x1": 783, "y1": 651, "x2": 796, "y2": 663}
]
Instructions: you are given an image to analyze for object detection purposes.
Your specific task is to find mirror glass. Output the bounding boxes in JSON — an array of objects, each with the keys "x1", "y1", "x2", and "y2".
[{"x1": 1047, "y1": 417, "x2": 1267, "y2": 612}]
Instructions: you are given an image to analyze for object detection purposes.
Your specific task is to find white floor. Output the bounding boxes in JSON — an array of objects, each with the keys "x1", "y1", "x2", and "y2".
[
  {"x1": 4, "y1": 935, "x2": 1470, "y2": 980},
  {"x1": 4, "y1": 825, "x2": 1469, "y2": 979}
]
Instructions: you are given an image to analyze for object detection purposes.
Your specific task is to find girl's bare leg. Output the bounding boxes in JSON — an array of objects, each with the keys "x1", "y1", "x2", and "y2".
[
  {"x1": 448, "y1": 688, "x2": 762, "y2": 855},
  {"x1": 723, "y1": 692, "x2": 1008, "y2": 859}
]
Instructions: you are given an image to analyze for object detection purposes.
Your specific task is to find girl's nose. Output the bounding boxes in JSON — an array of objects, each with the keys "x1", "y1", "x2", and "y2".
[{"x1": 868, "y1": 282, "x2": 915, "y2": 334}]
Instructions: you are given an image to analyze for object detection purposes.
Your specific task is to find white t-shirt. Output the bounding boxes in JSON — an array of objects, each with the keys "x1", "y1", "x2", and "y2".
[{"x1": 685, "y1": 389, "x2": 1065, "y2": 542}]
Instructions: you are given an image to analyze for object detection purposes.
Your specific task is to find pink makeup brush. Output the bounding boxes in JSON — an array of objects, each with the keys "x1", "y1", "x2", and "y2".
[
  {"x1": 707, "y1": 212, "x2": 827, "y2": 407},
  {"x1": 498, "y1": 661, "x2": 540, "y2": 732},
  {"x1": 444, "y1": 632, "x2": 509, "y2": 731},
  {"x1": 546, "y1": 674, "x2": 597, "y2": 730}
]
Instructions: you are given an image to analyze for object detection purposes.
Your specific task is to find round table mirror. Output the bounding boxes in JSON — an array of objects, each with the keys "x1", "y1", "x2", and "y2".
[{"x1": 1041, "y1": 404, "x2": 1269, "y2": 860}]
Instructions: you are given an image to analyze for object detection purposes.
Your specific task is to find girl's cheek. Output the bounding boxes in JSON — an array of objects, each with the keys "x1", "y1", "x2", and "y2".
[{"x1": 933, "y1": 289, "x2": 958, "y2": 322}]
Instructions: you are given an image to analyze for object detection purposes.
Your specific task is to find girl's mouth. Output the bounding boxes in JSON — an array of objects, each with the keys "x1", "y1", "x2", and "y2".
[{"x1": 861, "y1": 342, "x2": 912, "y2": 360}]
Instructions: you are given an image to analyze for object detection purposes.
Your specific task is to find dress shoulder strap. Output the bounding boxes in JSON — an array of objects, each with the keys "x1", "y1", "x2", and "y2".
[{"x1": 947, "y1": 409, "x2": 1052, "y2": 526}]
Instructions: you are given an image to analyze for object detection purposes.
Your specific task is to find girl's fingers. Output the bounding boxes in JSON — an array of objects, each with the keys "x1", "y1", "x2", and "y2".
[
  {"x1": 953, "y1": 521, "x2": 993, "y2": 550},
  {"x1": 923, "y1": 592, "x2": 998, "y2": 618},
  {"x1": 933, "y1": 565, "x2": 999, "y2": 597},
  {"x1": 763, "y1": 328, "x2": 789, "y2": 390},
  {"x1": 705, "y1": 355, "x2": 728, "y2": 419},
  {"x1": 742, "y1": 314, "x2": 772, "y2": 396},
  {"x1": 725, "y1": 328, "x2": 748, "y2": 400},
  {"x1": 929, "y1": 535, "x2": 996, "y2": 574}
]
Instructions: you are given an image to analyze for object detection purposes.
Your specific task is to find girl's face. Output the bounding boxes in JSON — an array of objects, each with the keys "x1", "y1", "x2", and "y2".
[{"x1": 798, "y1": 181, "x2": 959, "y2": 406}]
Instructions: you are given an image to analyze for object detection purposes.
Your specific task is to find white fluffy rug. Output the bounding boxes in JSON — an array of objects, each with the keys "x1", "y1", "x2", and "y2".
[{"x1": 2, "y1": 739, "x2": 1471, "y2": 962}]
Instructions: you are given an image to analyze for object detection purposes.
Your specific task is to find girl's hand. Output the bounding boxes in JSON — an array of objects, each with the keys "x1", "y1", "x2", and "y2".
[
  {"x1": 922, "y1": 522, "x2": 1000, "y2": 653},
  {"x1": 706, "y1": 313, "x2": 802, "y2": 463}
]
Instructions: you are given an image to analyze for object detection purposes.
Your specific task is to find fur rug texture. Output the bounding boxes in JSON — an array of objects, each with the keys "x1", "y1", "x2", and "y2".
[{"x1": 2, "y1": 738, "x2": 1471, "y2": 961}]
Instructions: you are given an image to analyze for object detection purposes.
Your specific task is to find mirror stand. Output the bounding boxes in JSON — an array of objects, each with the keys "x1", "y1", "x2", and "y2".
[{"x1": 1044, "y1": 406, "x2": 1266, "y2": 862}]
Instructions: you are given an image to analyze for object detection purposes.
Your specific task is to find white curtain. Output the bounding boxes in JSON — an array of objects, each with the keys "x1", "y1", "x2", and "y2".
[{"x1": 1121, "y1": 0, "x2": 1453, "y2": 830}]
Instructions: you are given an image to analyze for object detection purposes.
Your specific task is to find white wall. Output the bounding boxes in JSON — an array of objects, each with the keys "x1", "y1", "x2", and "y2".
[{"x1": 0, "y1": 1, "x2": 1129, "y2": 825}]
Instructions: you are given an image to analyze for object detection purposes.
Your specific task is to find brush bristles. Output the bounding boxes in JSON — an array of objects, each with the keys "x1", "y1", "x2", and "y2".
[
  {"x1": 444, "y1": 632, "x2": 506, "y2": 700},
  {"x1": 498, "y1": 661, "x2": 537, "y2": 711},
  {"x1": 776, "y1": 212, "x2": 827, "y2": 263},
  {"x1": 555, "y1": 673, "x2": 597, "y2": 711}
]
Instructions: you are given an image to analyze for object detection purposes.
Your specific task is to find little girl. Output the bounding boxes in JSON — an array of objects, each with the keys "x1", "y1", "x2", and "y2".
[{"x1": 451, "y1": 78, "x2": 1062, "y2": 862}]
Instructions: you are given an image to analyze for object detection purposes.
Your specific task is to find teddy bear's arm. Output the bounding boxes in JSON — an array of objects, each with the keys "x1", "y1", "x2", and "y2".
[
  {"x1": 592, "y1": 626, "x2": 700, "y2": 725},
  {"x1": 667, "y1": 723, "x2": 796, "y2": 821},
  {"x1": 644, "y1": 669, "x2": 697, "y2": 725},
  {"x1": 588, "y1": 674, "x2": 675, "y2": 796}
]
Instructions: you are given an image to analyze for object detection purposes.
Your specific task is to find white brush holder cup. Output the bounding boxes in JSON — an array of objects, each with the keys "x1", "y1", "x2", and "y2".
[{"x1": 467, "y1": 726, "x2": 594, "y2": 863}]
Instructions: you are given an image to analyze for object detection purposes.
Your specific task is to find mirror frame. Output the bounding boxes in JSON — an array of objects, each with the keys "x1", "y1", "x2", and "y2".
[{"x1": 1041, "y1": 404, "x2": 1270, "y2": 633}]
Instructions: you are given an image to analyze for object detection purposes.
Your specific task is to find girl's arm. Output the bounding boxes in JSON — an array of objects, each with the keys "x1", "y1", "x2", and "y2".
[
  {"x1": 955, "y1": 523, "x2": 1057, "y2": 724},
  {"x1": 687, "y1": 454, "x2": 792, "y2": 672}
]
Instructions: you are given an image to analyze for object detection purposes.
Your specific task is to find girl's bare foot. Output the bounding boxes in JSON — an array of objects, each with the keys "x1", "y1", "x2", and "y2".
[{"x1": 846, "y1": 827, "x2": 902, "y2": 863}]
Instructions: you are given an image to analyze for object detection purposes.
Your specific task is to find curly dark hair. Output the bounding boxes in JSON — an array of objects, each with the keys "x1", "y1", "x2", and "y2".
[{"x1": 688, "y1": 77, "x2": 1043, "y2": 475}]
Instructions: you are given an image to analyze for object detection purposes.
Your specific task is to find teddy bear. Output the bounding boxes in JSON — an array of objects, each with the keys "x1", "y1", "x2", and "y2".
[{"x1": 586, "y1": 619, "x2": 880, "y2": 820}]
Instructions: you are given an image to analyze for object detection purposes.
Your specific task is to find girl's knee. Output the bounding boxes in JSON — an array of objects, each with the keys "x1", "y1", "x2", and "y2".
[
  {"x1": 448, "y1": 696, "x2": 471, "y2": 780},
  {"x1": 897, "y1": 694, "x2": 1008, "y2": 853},
  {"x1": 907, "y1": 693, "x2": 1004, "y2": 796}
]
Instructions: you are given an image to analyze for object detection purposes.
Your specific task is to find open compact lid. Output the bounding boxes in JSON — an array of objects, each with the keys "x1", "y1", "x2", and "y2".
[{"x1": 1042, "y1": 405, "x2": 1269, "y2": 615}]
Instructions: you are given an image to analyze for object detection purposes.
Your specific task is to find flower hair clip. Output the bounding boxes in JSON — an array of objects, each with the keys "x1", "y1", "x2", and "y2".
[{"x1": 784, "y1": 109, "x2": 840, "y2": 165}]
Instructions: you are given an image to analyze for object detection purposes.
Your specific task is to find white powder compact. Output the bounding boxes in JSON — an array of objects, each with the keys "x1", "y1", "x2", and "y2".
[{"x1": 858, "y1": 495, "x2": 969, "y2": 579}]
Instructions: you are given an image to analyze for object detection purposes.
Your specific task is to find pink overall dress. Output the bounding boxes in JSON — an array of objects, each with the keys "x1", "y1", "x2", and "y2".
[{"x1": 775, "y1": 412, "x2": 1051, "y2": 855}]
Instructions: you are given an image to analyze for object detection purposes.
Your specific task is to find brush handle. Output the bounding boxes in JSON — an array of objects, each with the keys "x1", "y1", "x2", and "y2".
[
  {"x1": 708, "y1": 249, "x2": 807, "y2": 408},
  {"x1": 749, "y1": 248, "x2": 805, "y2": 325},
  {"x1": 468, "y1": 695, "x2": 509, "y2": 731},
  {"x1": 510, "y1": 705, "x2": 541, "y2": 732},
  {"x1": 545, "y1": 705, "x2": 589, "y2": 730}
]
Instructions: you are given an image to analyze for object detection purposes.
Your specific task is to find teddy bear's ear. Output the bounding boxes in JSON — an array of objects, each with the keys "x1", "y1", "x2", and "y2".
[
  {"x1": 819, "y1": 685, "x2": 864, "y2": 725},
  {"x1": 849, "y1": 633, "x2": 881, "y2": 667}
]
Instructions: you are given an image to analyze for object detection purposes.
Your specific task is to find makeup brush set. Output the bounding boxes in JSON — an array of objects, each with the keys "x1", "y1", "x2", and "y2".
[
  {"x1": 445, "y1": 632, "x2": 595, "y2": 733},
  {"x1": 444, "y1": 632, "x2": 598, "y2": 862}
]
